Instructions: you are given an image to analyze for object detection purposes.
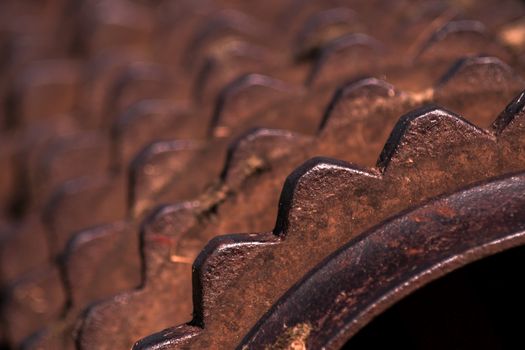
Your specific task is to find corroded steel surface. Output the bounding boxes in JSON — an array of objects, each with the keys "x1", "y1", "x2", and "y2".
[
  {"x1": 1, "y1": 1, "x2": 525, "y2": 349},
  {"x1": 238, "y1": 172, "x2": 525, "y2": 349}
]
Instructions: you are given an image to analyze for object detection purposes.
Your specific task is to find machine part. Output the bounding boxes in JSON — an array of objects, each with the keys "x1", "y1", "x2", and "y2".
[
  {"x1": 1, "y1": 1, "x2": 525, "y2": 349},
  {"x1": 131, "y1": 90, "x2": 525, "y2": 348},
  {"x1": 238, "y1": 172, "x2": 525, "y2": 349}
]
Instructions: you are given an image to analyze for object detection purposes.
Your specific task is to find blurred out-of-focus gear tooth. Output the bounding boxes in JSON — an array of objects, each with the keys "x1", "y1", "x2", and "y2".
[
  {"x1": 79, "y1": 49, "x2": 150, "y2": 129},
  {"x1": 376, "y1": 105, "x2": 493, "y2": 171},
  {"x1": 103, "y1": 62, "x2": 179, "y2": 128},
  {"x1": 306, "y1": 32, "x2": 384, "y2": 86},
  {"x1": 132, "y1": 324, "x2": 201, "y2": 350},
  {"x1": 457, "y1": 0, "x2": 525, "y2": 29},
  {"x1": 20, "y1": 220, "x2": 140, "y2": 350},
  {"x1": 293, "y1": 7, "x2": 360, "y2": 60},
  {"x1": 8, "y1": 59, "x2": 81, "y2": 130},
  {"x1": 0, "y1": 217, "x2": 49, "y2": 288},
  {"x1": 220, "y1": 128, "x2": 312, "y2": 183},
  {"x1": 28, "y1": 132, "x2": 111, "y2": 206},
  {"x1": 77, "y1": 0, "x2": 155, "y2": 56},
  {"x1": 111, "y1": 100, "x2": 196, "y2": 170},
  {"x1": 77, "y1": 202, "x2": 200, "y2": 350},
  {"x1": 278, "y1": 0, "x2": 349, "y2": 35},
  {"x1": 2, "y1": 266, "x2": 66, "y2": 346},
  {"x1": 42, "y1": 175, "x2": 127, "y2": 255},
  {"x1": 434, "y1": 55, "x2": 524, "y2": 126},
  {"x1": 208, "y1": 73, "x2": 303, "y2": 138},
  {"x1": 318, "y1": 77, "x2": 399, "y2": 132},
  {"x1": 192, "y1": 41, "x2": 277, "y2": 104},
  {"x1": 129, "y1": 140, "x2": 206, "y2": 218},
  {"x1": 150, "y1": 0, "x2": 219, "y2": 69},
  {"x1": 414, "y1": 19, "x2": 513, "y2": 62},
  {"x1": 184, "y1": 9, "x2": 269, "y2": 70},
  {"x1": 22, "y1": 219, "x2": 142, "y2": 350},
  {"x1": 63, "y1": 221, "x2": 141, "y2": 312},
  {"x1": 436, "y1": 55, "x2": 522, "y2": 93}
]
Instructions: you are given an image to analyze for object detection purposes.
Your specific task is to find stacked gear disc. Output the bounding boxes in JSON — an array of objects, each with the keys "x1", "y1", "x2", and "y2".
[{"x1": 2, "y1": 0, "x2": 525, "y2": 349}]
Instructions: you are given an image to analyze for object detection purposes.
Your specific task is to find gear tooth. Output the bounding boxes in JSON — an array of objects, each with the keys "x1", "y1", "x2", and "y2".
[
  {"x1": 307, "y1": 33, "x2": 384, "y2": 86},
  {"x1": 436, "y1": 56, "x2": 522, "y2": 94},
  {"x1": 185, "y1": 10, "x2": 267, "y2": 69},
  {"x1": 131, "y1": 233, "x2": 278, "y2": 350},
  {"x1": 78, "y1": 0, "x2": 154, "y2": 56},
  {"x1": 193, "y1": 41, "x2": 273, "y2": 104},
  {"x1": 434, "y1": 56, "x2": 524, "y2": 126},
  {"x1": 82, "y1": 50, "x2": 149, "y2": 129},
  {"x1": 105, "y1": 62, "x2": 177, "y2": 128},
  {"x1": 274, "y1": 157, "x2": 378, "y2": 236},
  {"x1": 77, "y1": 202, "x2": 201, "y2": 350},
  {"x1": 377, "y1": 104, "x2": 491, "y2": 171},
  {"x1": 128, "y1": 140, "x2": 204, "y2": 218},
  {"x1": 111, "y1": 99, "x2": 193, "y2": 170},
  {"x1": 2, "y1": 266, "x2": 66, "y2": 346},
  {"x1": 8, "y1": 59, "x2": 81, "y2": 129},
  {"x1": 293, "y1": 7, "x2": 357, "y2": 60},
  {"x1": 132, "y1": 324, "x2": 202, "y2": 350},
  {"x1": 63, "y1": 221, "x2": 140, "y2": 311},
  {"x1": 492, "y1": 90, "x2": 525, "y2": 134},
  {"x1": 42, "y1": 176, "x2": 103, "y2": 254},
  {"x1": 208, "y1": 73, "x2": 301, "y2": 138},
  {"x1": 24, "y1": 221, "x2": 140, "y2": 350},
  {"x1": 33, "y1": 132, "x2": 111, "y2": 201},
  {"x1": 141, "y1": 202, "x2": 202, "y2": 276},
  {"x1": 318, "y1": 77, "x2": 398, "y2": 132},
  {"x1": 220, "y1": 128, "x2": 311, "y2": 182},
  {"x1": 414, "y1": 19, "x2": 507, "y2": 61},
  {"x1": 0, "y1": 217, "x2": 49, "y2": 287},
  {"x1": 65, "y1": 223, "x2": 119, "y2": 259},
  {"x1": 76, "y1": 289, "x2": 140, "y2": 350},
  {"x1": 131, "y1": 90, "x2": 517, "y2": 347},
  {"x1": 43, "y1": 176, "x2": 127, "y2": 255},
  {"x1": 192, "y1": 232, "x2": 278, "y2": 326}
]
